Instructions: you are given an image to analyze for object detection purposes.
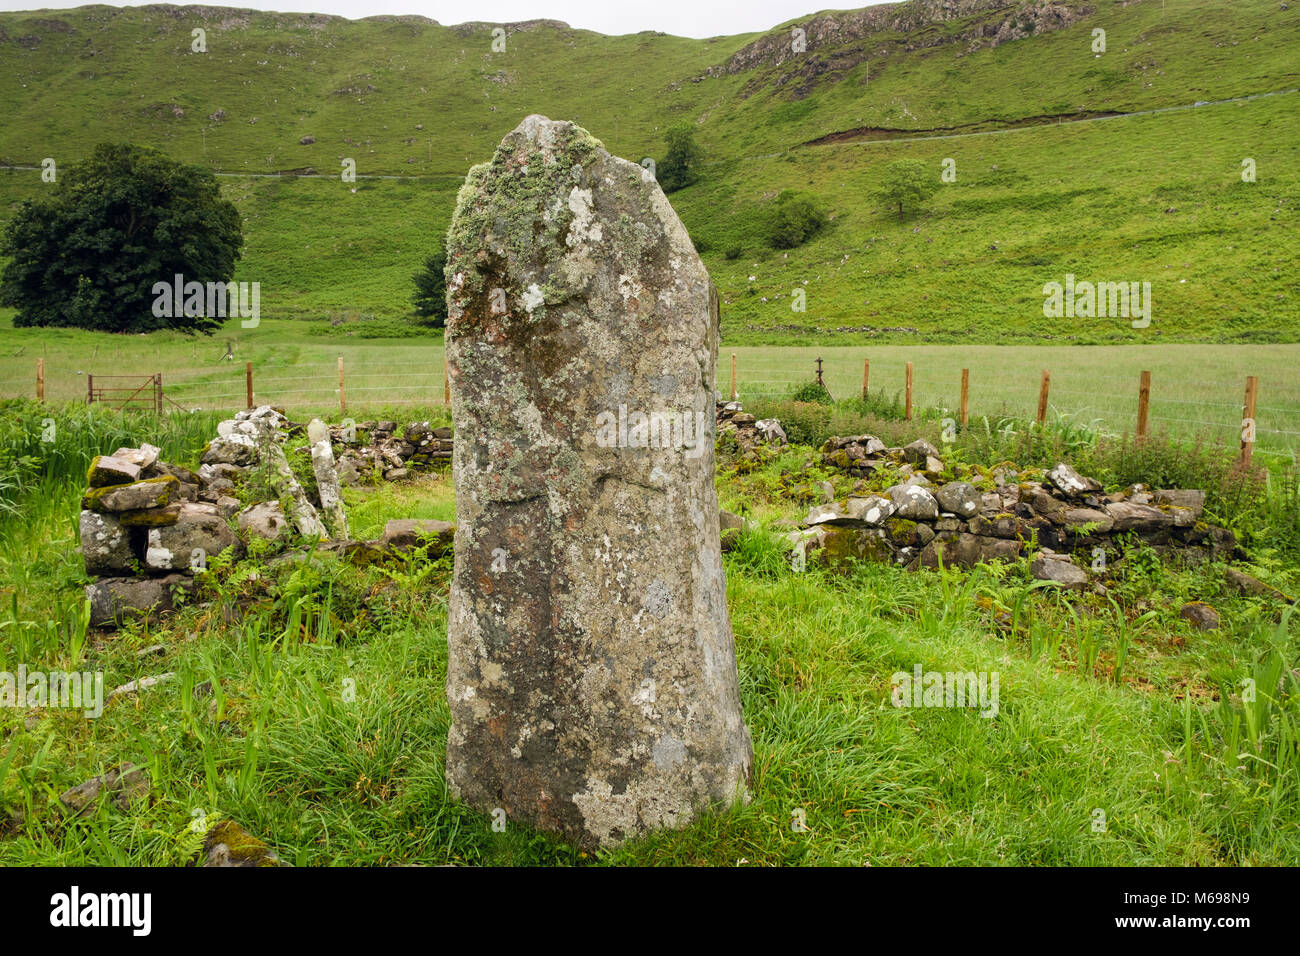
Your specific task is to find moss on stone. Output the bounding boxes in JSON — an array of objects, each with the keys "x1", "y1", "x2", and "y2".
[
  {"x1": 204, "y1": 820, "x2": 278, "y2": 867},
  {"x1": 887, "y1": 518, "x2": 919, "y2": 544},
  {"x1": 81, "y1": 475, "x2": 178, "y2": 512}
]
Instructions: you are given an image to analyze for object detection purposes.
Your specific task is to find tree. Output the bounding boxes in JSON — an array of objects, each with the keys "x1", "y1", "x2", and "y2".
[
  {"x1": 657, "y1": 124, "x2": 703, "y2": 193},
  {"x1": 767, "y1": 190, "x2": 829, "y2": 249},
  {"x1": 876, "y1": 159, "x2": 939, "y2": 220},
  {"x1": 411, "y1": 242, "x2": 448, "y2": 327},
  {"x1": 0, "y1": 143, "x2": 242, "y2": 334}
]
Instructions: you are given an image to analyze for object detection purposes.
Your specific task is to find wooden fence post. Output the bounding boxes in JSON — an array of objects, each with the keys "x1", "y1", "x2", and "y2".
[
  {"x1": 87, "y1": 373, "x2": 93, "y2": 405},
  {"x1": 1240, "y1": 375, "x2": 1258, "y2": 467},
  {"x1": 730, "y1": 353, "x2": 737, "y2": 401},
  {"x1": 960, "y1": 368, "x2": 969, "y2": 427},
  {"x1": 246, "y1": 361, "x2": 254, "y2": 409},
  {"x1": 338, "y1": 356, "x2": 346, "y2": 415},
  {"x1": 1136, "y1": 370, "x2": 1151, "y2": 441},
  {"x1": 154, "y1": 374, "x2": 163, "y2": 414},
  {"x1": 1036, "y1": 369, "x2": 1051, "y2": 425},
  {"x1": 861, "y1": 359, "x2": 870, "y2": 400},
  {"x1": 905, "y1": 361, "x2": 913, "y2": 421},
  {"x1": 36, "y1": 358, "x2": 44, "y2": 402}
]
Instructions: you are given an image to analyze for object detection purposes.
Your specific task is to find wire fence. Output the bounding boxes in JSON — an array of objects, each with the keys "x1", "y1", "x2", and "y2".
[{"x1": 4, "y1": 347, "x2": 1298, "y2": 459}]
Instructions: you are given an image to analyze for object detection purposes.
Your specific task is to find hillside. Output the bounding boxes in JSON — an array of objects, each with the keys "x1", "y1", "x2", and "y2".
[{"x1": 0, "y1": 0, "x2": 1297, "y2": 342}]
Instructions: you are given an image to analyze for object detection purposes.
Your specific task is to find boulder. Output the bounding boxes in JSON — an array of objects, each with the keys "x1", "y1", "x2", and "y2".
[
  {"x1": 844, "y1": 495, "x2": 895, "y2": 525},
  {"x1": 144, "y1": 502, "x2": 243, "y2": 572},
  {"x1": 443, "y1": 115, "x2": 752, "y2": 849},
  {"x1": 719, "y1": 509, "x2": 745, "y2": 552},
  {"x1": 238, "y1": 501, "x2": 290, "y2": 542},
  {"x1": 80, "y1": 510, "x2": 135, "y2": 574},
  {"x1": 201, "y1": 434, "x2": 258, "y2": 467},
  {"x1": 754, "y1": 419, "x2": 787, "y2": 445},
  {"x1": 82, "y1": 475, "x2": 177, "y2": 513},
  {"x1": 887, "y1": 483, "x2": 940, "y2": 520},
  {"x1": 968, "y1": 514, "x2": 1022, "y2": 539},
  {"x1": 1061, "y1": 507, "x2": 1114, "y2": 534},
  {"x1": 86, "y1": 575, "x2": 193, "y2": 627},
  {"x1": 1103, "y1": 500, "x2": 1174, "y2": 531},
  {"x1": 935, "y1": 481, "x2": 980, "y2": 517},
  {"x1": 1224, "y1": 567, "x2": 1292, "y2": 602},
  {"x1": 110, "y1": 444, "x2": 160, "y2": 471}
]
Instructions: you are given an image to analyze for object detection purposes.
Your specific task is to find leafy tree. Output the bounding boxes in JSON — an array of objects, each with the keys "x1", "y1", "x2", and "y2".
[
  {"x1": 657, "y1": 124, "x2": 703, "y2": 193},
  {"x1": 0, "y1": 143, "x2": 242, "y2": 334},
  {"x1": 876, "y1": 158, "x2": 939, "y2": 219},
  {"x1": 767, "y1": 190, "x2": 829, "y2": 249},
  {"x1": 410, "y1": 242, "x2": 448, "y2": 327}
]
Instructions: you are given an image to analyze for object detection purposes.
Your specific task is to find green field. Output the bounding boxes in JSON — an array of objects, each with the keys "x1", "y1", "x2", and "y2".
[{"x1": 2, "y1": 321, "x2": 1296, "y2": 456}]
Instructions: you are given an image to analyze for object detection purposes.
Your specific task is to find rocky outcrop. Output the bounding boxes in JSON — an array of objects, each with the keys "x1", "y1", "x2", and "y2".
[{"x1": 705, "y1": 0, "x2": 1093, "y2": 93}]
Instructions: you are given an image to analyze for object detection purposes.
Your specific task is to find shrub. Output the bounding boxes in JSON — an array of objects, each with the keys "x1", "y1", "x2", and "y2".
[{"x1": 767, "y1": 190, "x2": 829, "y2": 249}]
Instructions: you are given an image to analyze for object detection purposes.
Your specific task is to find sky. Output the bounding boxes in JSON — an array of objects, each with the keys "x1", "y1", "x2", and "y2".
[{"x1": 0, "y1": 0, "x2": 895, "y2": 39}]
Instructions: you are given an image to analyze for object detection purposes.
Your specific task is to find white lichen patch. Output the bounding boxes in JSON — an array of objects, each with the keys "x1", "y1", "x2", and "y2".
[{"x1": 565, "y1": 187, "x2": 602, "y2": 246}]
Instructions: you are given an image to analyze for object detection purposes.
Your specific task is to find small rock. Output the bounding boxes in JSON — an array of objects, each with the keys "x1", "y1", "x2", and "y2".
[
  {"x1": 381, "y1": 518, "x2": 454, "y2": 551},
  {"x1": 719, "y1": 509, "x2": 745, "y2": 552},
  {"x1": 1030, "y1": 555, "x2": 1088, "y2": 590},
  {"x1": 202, "y1": 820, "x2": 279, "y2": 867},
  {"x1": 107, "y1": 673, "x2": 176, "y2": 702},
  {"x1": 58, "y1": 764, "x2": 150, "y2": 816},
  {"x1": 1179, "y1": 602, "x2": 1220, "y2": 631},
  {"x1": 1153, "y1": 489, "x2": 1206, "y2": 517},
  {"x1": 1224, "y1": 567, "x2": 1292, "y2": 602},
  {"x1": 86, "y1": 455, "x2": 141, "y2": 488},
  {"x1": 900, "y1": 439, "x2": 940, "y2": 466},
  {"x1": 1047, "y1": 462, "x2": 1101, "y2": 496}
]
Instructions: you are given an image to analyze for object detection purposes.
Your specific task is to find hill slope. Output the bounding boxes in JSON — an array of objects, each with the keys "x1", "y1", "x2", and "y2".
[{"x1": 0, "y1": 0, "x2": 1297, "y2": 342}]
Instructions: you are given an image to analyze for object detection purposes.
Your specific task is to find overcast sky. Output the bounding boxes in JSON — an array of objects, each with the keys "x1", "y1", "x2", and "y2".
[{"x1": 0, "y1": 0, "x2": 896, "y2": 39}]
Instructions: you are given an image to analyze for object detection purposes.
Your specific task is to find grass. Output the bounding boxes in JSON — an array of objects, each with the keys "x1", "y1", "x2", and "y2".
[
  {"x1": 2, "y1": 330, "x2": 1297, "y2": 459},
  {"x1": 1, "y1": 403, "x2": 1297, "y2": 865}
]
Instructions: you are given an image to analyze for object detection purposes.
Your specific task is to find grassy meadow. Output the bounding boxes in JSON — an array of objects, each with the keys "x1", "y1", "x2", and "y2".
[{"x1": 0, "y1": 398, "x2": 1297, "y2": 866}]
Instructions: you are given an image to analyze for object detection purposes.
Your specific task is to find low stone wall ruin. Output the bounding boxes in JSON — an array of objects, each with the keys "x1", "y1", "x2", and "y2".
[
  {"x1": 792, "y1": 435, "x2": 1237, "y2": 589},
  {"x1": 78, "y1": 405, "x2": 456, "y2": 627}
]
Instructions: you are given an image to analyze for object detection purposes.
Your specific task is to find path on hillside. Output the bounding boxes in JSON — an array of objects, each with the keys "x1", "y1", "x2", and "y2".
[
  {"x1": 0, "y1": 88, "x2": 1294, "y2": 181},
  {"x1": 794, "y1": 86, "x2": 1300, "y2": 151}
]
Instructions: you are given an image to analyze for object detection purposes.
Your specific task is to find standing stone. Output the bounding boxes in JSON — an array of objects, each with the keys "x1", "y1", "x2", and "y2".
[
  {"x1": 307, "y1": 419, "x2": 349, "y2": 539},
  {"x1": 444, "y1": 115, "x2": 753, "y2": 848}
]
